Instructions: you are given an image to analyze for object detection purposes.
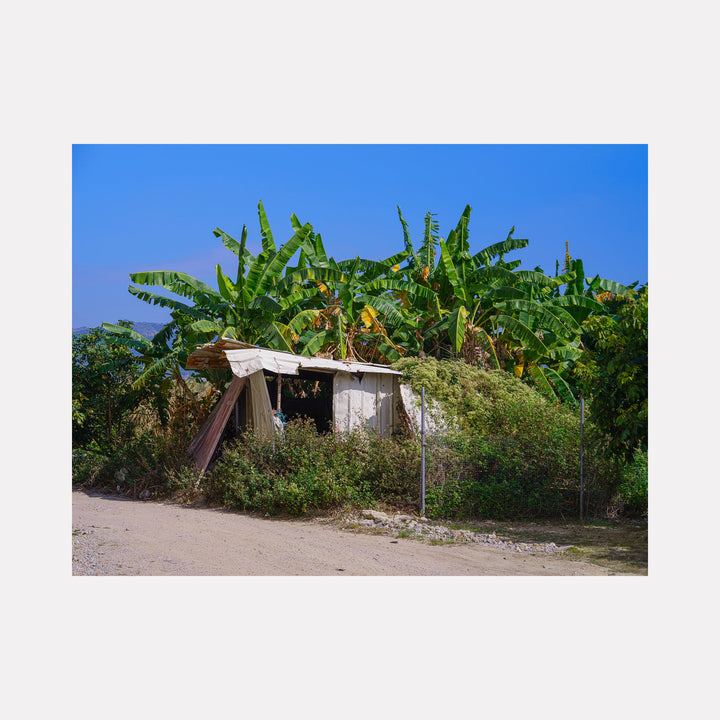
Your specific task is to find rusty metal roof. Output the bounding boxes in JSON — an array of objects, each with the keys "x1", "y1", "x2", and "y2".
[{"x1": 185, "y1": 338, "x2": 401, "y2": 376}]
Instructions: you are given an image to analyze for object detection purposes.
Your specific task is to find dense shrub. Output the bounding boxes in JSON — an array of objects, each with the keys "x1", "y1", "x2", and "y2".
[
  {"x1": 389, "y1": 357, "x2": 619, "y2": 518},
  {"x1": 73, "y1": 324, "x2": 148, "y2": 453},
  {"x1": 614, "y1": 451, "x2": 648, "y2": 518},
  {"x1": 392, "y1": 356, "x2": 573, "y2": 437},
  {"x1": 205, "y1": 419, "x2": 421, "y2": 516},
  {"x1": 422, "y1": 432, "x2": 584, "y2": 520},
  {"x1": 72, "y1": 426, "x2": 200, "y2": 499},
  {"x1": 203, "y1": 358, "x2": 625, "y2": 520},
  {"x1": 204, "y1": 421, "x2": 616, "y2": 521}
]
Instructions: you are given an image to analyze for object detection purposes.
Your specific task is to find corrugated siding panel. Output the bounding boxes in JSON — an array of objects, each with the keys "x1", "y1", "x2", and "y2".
[{"x1": 333, "y1": 372, "x2": 396, "y2": 437}]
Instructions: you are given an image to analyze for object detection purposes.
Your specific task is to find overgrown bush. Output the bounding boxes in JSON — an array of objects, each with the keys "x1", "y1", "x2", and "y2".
[
  {"x1": 421, "y1": 431, "x2": 584, "y2": 520},
  {"x1": 204, "y1": 419, "x2": 616, "y2": 521},
  {"x1": 205, "y1": 419, "x2": 420, "y2": 516},
  {"x1": 203, "y1": 358, "x2": 625, "y2": 520},
  {"x1": 390, "y1": 357, "x2": 618, "y2": 518},
  {"x1": 614, "y1": 451, "x2": 648, "y2": 518},
  {"x1": 72, "y1": 426, "x2": 200, "y2": 499},
  {"x1": 73, "y1": 344, "x2": 216, "y2": 499}
]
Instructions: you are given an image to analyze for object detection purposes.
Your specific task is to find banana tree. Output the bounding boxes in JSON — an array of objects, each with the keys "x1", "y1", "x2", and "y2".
[
  {"x1": 396, "y1": 204, "x2": 532, "y2": 364},
  {"x1": 394, "y1": 206, "x2": 610, "y2": 403},
  {"x1": 275, "y1": 231, "x2": 436, "y2": 362},
  {"x1": 99, "y1": 318, "x2": 204, "y2": 422},
  {"x1": 124, "y1": 201, "x2": 317, "y2": 355}
]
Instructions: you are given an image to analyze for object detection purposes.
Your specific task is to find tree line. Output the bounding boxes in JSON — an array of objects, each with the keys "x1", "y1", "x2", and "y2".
[{"x1": 104, "y1": 201, "x2": 644, "y2": 401}]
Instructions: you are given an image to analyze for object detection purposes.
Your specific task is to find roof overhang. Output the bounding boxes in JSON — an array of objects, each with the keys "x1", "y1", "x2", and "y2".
[{"x1": 185, "y1": 338, "x2": 401, "y2": 378}]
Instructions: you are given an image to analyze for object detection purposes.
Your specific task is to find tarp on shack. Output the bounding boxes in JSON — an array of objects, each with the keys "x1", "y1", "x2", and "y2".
[{"x1": 185, "y1": 339, "x2": 403, "y2": 472}]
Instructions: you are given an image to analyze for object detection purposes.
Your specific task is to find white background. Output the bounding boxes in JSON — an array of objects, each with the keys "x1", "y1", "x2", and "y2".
[{"x1": 1, "y1": 1, "x2": 714, "y2": 718}]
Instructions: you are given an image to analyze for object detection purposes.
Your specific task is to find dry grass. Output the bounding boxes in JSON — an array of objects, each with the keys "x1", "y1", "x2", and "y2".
[{"x1": 446, "y1": 517, "x2": 648, "y2": 574}]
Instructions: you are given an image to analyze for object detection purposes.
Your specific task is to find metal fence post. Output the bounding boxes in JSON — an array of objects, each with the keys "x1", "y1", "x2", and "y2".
[
  {"x1": 421, "y1": 386, "x2": 426, "y2": 517},
  {"x1": 580, "y1": 396, "x2": 585, "y2": 522}
]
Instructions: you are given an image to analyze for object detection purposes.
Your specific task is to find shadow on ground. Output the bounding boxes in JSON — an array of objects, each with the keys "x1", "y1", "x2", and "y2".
[{"x1": 448, "y1": 518, "x2": 648, "y2": 574}]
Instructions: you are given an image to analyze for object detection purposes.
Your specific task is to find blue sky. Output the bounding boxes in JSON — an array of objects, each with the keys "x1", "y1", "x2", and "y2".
[{"x1": 72, "y1": 144, "x2": 647, "y2": 328}]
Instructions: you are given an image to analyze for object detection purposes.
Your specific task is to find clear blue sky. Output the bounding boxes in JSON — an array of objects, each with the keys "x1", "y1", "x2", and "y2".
[{"x1": 72, "y1": 144, "x2": 647, "y2": 328}]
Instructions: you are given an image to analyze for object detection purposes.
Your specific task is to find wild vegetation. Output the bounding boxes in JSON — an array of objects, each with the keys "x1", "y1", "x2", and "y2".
[{"x1": 73, "y1": 201, "x2": 648, "y2": 519}]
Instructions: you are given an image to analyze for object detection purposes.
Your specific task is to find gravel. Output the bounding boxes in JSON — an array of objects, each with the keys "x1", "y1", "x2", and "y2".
[
  {"x1": 72, "y1": 527, "x2": 118, "y2": 575},
  {"x1": 341, "y1": 509, "x2": 568, "y2": 554}
]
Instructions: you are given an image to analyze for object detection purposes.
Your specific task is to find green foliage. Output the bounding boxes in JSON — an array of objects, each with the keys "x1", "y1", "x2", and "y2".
[
  {"x1": 91, "y1": 201, "x2": 644, "y2": 520},
  {"x1": 391, "y1": 357, "x2": 616, "y2": 518},
  {"x1": 615, "y1": 451, "x2": 648, "y2": 518},
  {"x1": 206, "y1": 419, "x2": 420, "y2": 516},
  {"x1": 205, "y1": 359, "x2": 618, "y2": 520},
  {"x1": 72, "y1": 428, "x2": 199, "y2": 498},
  {"x1": 115, "y1": 202, "x2": 622, "y2": 405},
  {"x1": 392, "y1": 356, "x2": 578, "y2": 437},
  {"x1": 422, "y1": 431, "x2": 592, "y2": 520},
  {"x1": 573, "y1": 287, "x2": 648, "y2": 463},
  {"x1": 73, "y1": 325, "x2": 216, "y2": 495},
  {"x1": 72, "y1": 323, "x2": 149, "y2": 452}
]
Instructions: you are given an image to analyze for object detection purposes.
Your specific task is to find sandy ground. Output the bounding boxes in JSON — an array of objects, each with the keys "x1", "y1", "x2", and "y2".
[{"x1": 72, "y1": 490, "x2": 611, "y2": 576}]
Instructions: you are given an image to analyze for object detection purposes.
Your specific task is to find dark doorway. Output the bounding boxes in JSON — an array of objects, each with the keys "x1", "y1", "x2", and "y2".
[{"x1": 265, "y1": 369, "x2": 334, "y2": 433}]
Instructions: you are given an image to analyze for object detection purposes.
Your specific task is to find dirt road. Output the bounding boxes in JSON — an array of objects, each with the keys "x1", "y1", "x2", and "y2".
[{"x1": 72, "y1": 491, "x2": 611, "y2": 576}]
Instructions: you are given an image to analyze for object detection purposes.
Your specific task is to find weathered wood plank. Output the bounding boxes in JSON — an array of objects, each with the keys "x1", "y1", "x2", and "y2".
[{"x1": 189, "y1": 376, "x2": 246, "y2": 474}]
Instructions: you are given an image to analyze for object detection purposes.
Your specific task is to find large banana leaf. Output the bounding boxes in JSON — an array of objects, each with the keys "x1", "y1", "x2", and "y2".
[
  {"x1": 287, "y1": 308, "x2": 322, "y2": 336},
  {"x1": 563, "y1": 258, "x2": 586, "y2": 296},
  {"x1": 130, "y1": 351, "x2": 185, "y2": 389},
  {"x1": 301, "y1": 329, "x2": 335, "y2": 356},
  {"x1": 420, "y1": 211, "x2": 439, "y2": 273},
  {"x1": 514, "y1": 270, "x2": 558, "y2": 288},
  {"x1": 481, "y1": 286, "x2": 527, "y2": 303},
  {"x1": 545, "y1": 345, "x2": 582, "y2": 363},
  {"x1": 212, "y1": 225, "x2": 246, "y2": 260},
  {"x1": 276, "y1": 266, "x2": 348, "y2": 293},
  {"x1": 248, "y1": 295, "x2": 282, "y2": 314},
  {"x1": 551, "y1": 294, "x2": 604, "y2": 314},
  {"x1": 495, "y1": 298, "x2": 580, "y2": 339},
  {"x1": 541, "y1": 300, "x2": 584, "y2": 332},
  {"x1": 596, "y1": 277, "x2": 632, "y2": 295},
  {"x1": 448, "y1": 305, "x2": 469, "y2": 353},
  {"x1": 495, "y1": 314, "x2": 549, "y2": 355},
  {"x1": 356, "y1": 293, "x2": 406, "y2": 327},
  {"x1": 263, "y1": 322, "x2": 294, "y2": 352},
  {"x1": 215, "y1": 265, "x2": 237, "y2": 304},
  {"x1": 187, "y1": 319, "x2": 223, "y2": 335},
  {"x1": 438, "y1": 238, "x2": 469, "y2": 304},
  {"x1": 449, "y1": 205, "x2": 472, "y2": 257},
  {"x1": 126, "y1": 287, "x2": 207, "y2": 317},
  {"x1": 528, "y1": 364, "x2": 577, "y2": 405},
  {"x1": 257, "y1": 200, "x2": 276, "y2": 254},
  {"x1": 255, "y1": 223, "x2": 316, "y2": 300},
  {"x1": 473, "y1": 229, "x2": 529, "y2": 267},
  {"x1": 278, "y1": 287, "x2": 322, "y2": 310},
  {"x1": 396, "y1": 206, "x2": 419, "y2": 268},
  {"x1": 361, "y1": 277, "x2": 438, "y2": 299},
  {"x1": 129, "y1": 270, "x2": 218, "y2": 300},
  {"x1": 474, "y1": 265, "x2": 519, "y2": 286},
  {"x1": 101, "y1": 322, "x2": 153, "y2": 350}
]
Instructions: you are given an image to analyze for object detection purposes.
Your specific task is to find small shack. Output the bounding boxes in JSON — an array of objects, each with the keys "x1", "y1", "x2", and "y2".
[{"x1": 185, "y1": 338, "x2": 404, "y2": 473}]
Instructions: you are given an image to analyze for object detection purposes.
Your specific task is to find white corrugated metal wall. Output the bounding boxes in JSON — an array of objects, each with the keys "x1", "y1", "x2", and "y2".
[{"x1": 333, "y1": 371, "x2": 396, "y2": 436}]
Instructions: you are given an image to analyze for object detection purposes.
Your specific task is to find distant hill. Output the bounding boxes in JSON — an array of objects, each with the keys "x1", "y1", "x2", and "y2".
[{"x1": 72, "y1": 322, "x2": 166, "y2": 339}]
